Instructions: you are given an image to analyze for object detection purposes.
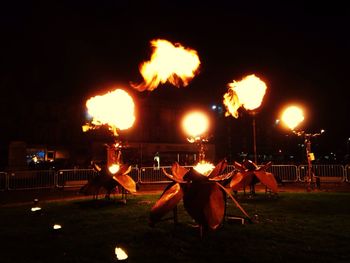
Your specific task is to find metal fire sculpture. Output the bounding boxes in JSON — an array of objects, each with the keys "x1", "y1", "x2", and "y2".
[
  {"x1": 80, "y1": 144, "x2": 136, "y2": 201},
  {"x1": 80, "y1": 88, "x2": 137, "y2": 201},
  {"x1": 149, "y1": 160, "x2": 251, "y2": 236},
  {"x1": 280, "y1": 105, "x2": 324, "y2": 190},
  {"x1": 230, "y1": 159, "x2": 278, "y2": 195},
  {"x1": 150, "y1": 110, "x2": 251, "y2": 236}
]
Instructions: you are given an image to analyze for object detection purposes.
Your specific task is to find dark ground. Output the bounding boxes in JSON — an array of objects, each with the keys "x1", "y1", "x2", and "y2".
[{"x1": 1, "y1": 182, "x2": 350, "y2": 207}]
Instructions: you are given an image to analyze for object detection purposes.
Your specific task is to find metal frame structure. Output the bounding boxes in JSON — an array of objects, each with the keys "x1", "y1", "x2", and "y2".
[{"x1": 0, "y1": 164, "x2": 348, "y2": 191}]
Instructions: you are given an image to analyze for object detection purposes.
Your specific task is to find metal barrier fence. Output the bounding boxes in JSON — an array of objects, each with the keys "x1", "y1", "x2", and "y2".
[
  {"x1": 129, "y1": 167, "x2": 140, "y2": 184},
  {"x1": 204, "y1": 164, "x2": 298, "y2": 182},
  {"x1": 268, "y1": 165, "x2": 299, "y2": 182},
  {"x1": 0, "y1": 164, "x2": 349, "y2": 191},
  {"x1": 137, "y1": 164, "x2": 348, "y2": 184},
  {"x1": 1, "y1": 168, "x2": 141, "y2": 191},
  {"x1": 298, "y1": 164, "x2": 345, "y2": 182},
  {"x1": 0, "y1": 172, "x2": 7, "y2": 191},
  {"x1": 138, "y1": 166, "x2": 196, "y2": 184},
  {"x1": 56, "y1": 169, "x2": 98, "y2": 188},
  {"x1": 139, "y1": 166, "x2": 172, "y2": 184},
  {"x1": 346, "y1": 165, "x2": 350, "y2": 182},
  {"x1": 56, "y1": 168, "x2": 140, "y2": 188},
  {"x1": 8, "y1": 170, "x2": 56, "y2": 190}
]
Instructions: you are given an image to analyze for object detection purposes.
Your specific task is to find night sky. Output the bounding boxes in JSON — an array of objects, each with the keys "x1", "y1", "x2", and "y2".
[{"x1": 1, "y1": 1, "x2": 350, "y2": 160}]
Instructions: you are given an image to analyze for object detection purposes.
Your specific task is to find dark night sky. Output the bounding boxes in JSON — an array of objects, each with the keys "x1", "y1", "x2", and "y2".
[{"x1": 1, "y1": 1, "x2": 350, "y2": 156}]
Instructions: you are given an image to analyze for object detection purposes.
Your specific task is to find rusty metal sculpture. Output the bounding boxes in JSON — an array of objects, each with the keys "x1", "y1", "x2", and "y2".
[
  {"x1": 81, "y1": 88, "x2": 137, "y2": 201},
  {"x1": 79, "y1": 155, "x2": 136, "y2": 203},
  {"x1": 230, "y1": 159, "x2": 278, "y2": 194},
  {"x1": 149, "y1": 160, "x2": 251, "y2": 236}
]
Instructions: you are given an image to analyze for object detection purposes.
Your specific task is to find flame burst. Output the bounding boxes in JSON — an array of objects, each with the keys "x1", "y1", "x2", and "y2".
[
  {"x1": 193, "y1": 161, "x2": 215, "y2": 176},
  {"x1": 84, "y1": 89, "x2": 135, "y2": 136},
  {"x1": 108, "y1": 163, "x2": 120, "y2": 175},
  {"x1": 223, "y1": 74, "x2": 267, "y2": 118},
  {"x1": 281, "y1": 105, "x2": 304, "y2": 130},
  {"x1": 133, "y1": 39, "x2": 201, "y2": 91},
  {"x1": 182, "y1": 111, "x2": 209, "y2": 142}
]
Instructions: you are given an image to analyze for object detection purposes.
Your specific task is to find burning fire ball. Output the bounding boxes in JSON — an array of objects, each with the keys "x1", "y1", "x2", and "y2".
[
  {"x1": 149, "y1": 160, "x2": 251, "y2": 236},
  {"x1": 132, "y1": 39, "x2": 201, "y2": 91}
]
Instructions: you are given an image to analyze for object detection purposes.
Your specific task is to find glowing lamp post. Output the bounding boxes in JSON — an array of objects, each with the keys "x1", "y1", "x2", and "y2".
[
  {"x1": 223, "y1": 74, "x2": 267, "y2": 163},
  {"x1": 280, "y1": 105, "x2": 324, "y2": 190}
]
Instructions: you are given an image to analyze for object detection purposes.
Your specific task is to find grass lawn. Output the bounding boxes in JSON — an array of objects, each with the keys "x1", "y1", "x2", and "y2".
[{"x1": 1, "y1": 192, "x2": 350, "y2": 263}]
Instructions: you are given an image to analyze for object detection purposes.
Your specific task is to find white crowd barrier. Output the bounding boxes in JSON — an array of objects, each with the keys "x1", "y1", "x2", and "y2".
[
  {"x1": 346, "y1": 165, "x2": 350, "y2": 182},
  {"x1": 56, "y1": 169, "x2": 98, "y2": 188},
  {"x1": 267, "y1": 165, "x2": 299, "y2": 182},
  {"x1": 8, "y1": 170, "x2": 56, "y2": 190},
  {"x1": 298, "y1": 164, "x2": 345, "y2": 183},
  {"x1": 0, "y1": 164, "x2": 349, "y2": 191}
]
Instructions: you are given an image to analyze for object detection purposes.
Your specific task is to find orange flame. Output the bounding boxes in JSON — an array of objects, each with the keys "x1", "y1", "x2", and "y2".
[
  {"x1": 108, "y1": 163, "x2": 120, "y2": 175},
  {"x1": 281, "y1": 105, "x2": 304, "y2": 130},
  {"x1": 85, "y1": 89, "x2": 135, "y2": 136},
  {"x1": 193, "y1": 161, "x2": 215, "y2": 176},
  {"x1": 223, "y1": 74, "x2": 267, "y2": 118},
  {"x1": 182, "y1": 111, "x2": 209, "y2": 141},
  {"x1": 133, "y1": 39, "x2": 201, "y2": 91}
]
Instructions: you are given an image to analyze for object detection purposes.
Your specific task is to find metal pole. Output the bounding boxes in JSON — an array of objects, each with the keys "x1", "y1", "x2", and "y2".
[
  {"x1": 198, "y1": 141, "x2": 205, "y2": 162},
  {"x1": 252, "y1": 116, "x2": 257, "y2": 164},
  {"x1": 305, "y1": 135, "x2": 313, "y2": 190}
]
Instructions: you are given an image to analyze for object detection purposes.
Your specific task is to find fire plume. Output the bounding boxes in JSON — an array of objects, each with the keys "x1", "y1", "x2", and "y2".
[
  {"x1": 84, "y1": 89, "x2": 135, "y2": 136},
  {"x1": 281, "y1": 105, "x2": 304, "y2": 130},
  {"x1": 108, "y1": 163, "x2": 120, "y2": 175},
  {"x1": 223, "y1": 74, "x2": 267, "y2": 118},
  {"x1": 182, "y1": 110, "x2": 209, "y2": 142},
  {"x1": 193, "y1": 161, "x2": 215, "y2": 176},
  {"x1": 133, "y1": 39, "x2": 201, "y2": 91}
]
